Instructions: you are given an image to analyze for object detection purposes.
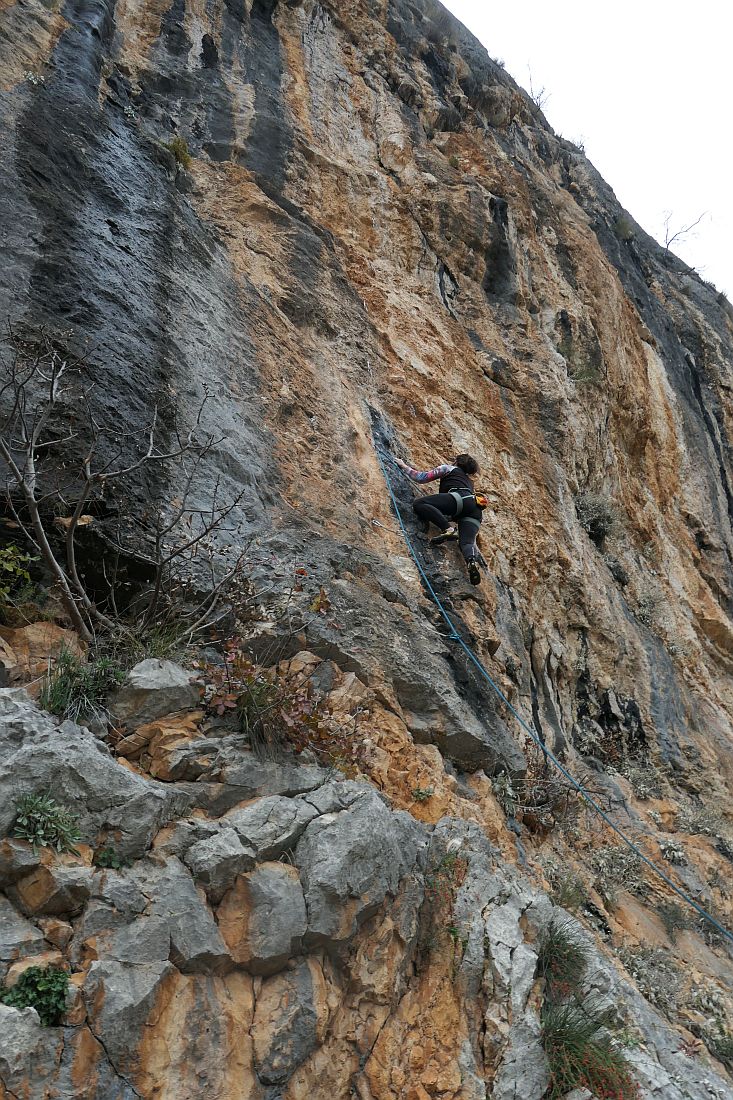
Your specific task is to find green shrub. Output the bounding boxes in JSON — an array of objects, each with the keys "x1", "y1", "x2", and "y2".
[
  {"x1": 591, "y1": 845, "x2": 644, "y2": 906},
  {"x1": 412, "y1": 786, "x2": 434, "y2": 802},
  {"x1": 0, "y1": 544, "x2": 33, "y2": 606},
  {"x1": 614, "y1": 213, "x2": 635, "y2": 242},
  {"x1": 12, "y1": 793, "x2": 81, "y2": 854},
  {"x1": 39, "y1": 647, "x2": 124, "y2": 723},
  {"x1": 676, "y1": 802, "x2": 722, "y2": 837},
  {"x1": 542, "y1": 1003, "x2": 640, "y2": 1099},
  {"x1": 0, "y1": 966, "x2": 69, "y2": 1026},
  {"x1": 537, "y1": 918, "x2": 589, "y2": 999},
  {"x1": 167, "y1": 136, "x2": 191, "y2": 168}
]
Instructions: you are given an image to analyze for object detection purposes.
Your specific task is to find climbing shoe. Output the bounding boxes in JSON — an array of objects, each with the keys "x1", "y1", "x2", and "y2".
[
  {"x1": 430, "y1": 526, "x2": 458, "y2": 546},
  {"x1": 467, "y1": 559, "x2": 482, "y2": 586}
]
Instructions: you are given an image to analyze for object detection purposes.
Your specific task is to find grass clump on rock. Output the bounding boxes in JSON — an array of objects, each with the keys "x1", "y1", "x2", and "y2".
[
  {"x1": 39, "y1": 646, "x2": 124, "y2": 723},
  {"x1": 0, "y1": 965, "x2": 69, "y2": 1026},
  {"x1": 542, "y1": 1003, "x2": 640, "y2": 1099},
  {"x1": 537, "y1": 917, "x2": 590, "y2": 999}
]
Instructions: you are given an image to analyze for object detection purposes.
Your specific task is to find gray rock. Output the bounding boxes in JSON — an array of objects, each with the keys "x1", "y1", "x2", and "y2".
[
  {"x1": 108, "y1": 659, "x2": 200, "y2": 728},
  {"x1": 223, "y1": 795, "x2": 319, "y2": 860},
  {"x1": 296, "y1": 779, "x2": 369, "y2": 816},
  {"x1": 0, "y1": 690, "x2": 192, "y2": 858},
  {"x1": 490, "y1": 1019, "x2": 549, "y2": 1100},
  {"x1": 194, "y1": 753, "x2": 329, "y2": 816},
  {"x1": 251, "y1": 960, "x2": 319, "y2": 1084},
  {"x1": 10, "y1": 863, "x2": 93, "y2": 918},
  {"x1": 0, "y1": 838, "x2": 40, "y2": 888},
  {"x1": 184, "y1": 827, "x2": 255, "y2": 902},
  {"x1": 295, "y1": 787, "x2": 421, "y2": 946},
  {"x1": 0, "y1": 896, "x2": 44, "y2": 967},
  {"x1": 149, "y1": 858, "x2": 231, "y2": 973},
  {"x1": 151, "y1": 818, "x2": 217, "y2": 860},
  {"x1": 83, "y1": 960, "x2": 174, "y2": 1075},
  {"x1": 0, "y1": 1004, "x2": 64, "y2": 1097},
  {"x1": 218, "y1": 861, "x2": 307, "y2": 975}
]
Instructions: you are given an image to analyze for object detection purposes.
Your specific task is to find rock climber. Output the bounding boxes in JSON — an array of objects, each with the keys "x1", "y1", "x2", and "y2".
[{"x1": 394, "y1": 453, "x2": 486, "y2": 585}]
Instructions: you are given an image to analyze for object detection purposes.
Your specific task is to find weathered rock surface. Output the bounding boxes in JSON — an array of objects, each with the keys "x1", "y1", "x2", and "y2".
[
  {"x1": 295, "y1": 786, "x2": 423, "y2": 946},
  {"x1": 217, "y1": 862, "x2": 307, "y2": 974},
  {"x1": 0, "y1": 690, "x2": 191, "y2": 857},
  {"x1": 1, "y1": 0, "x2": 733, "y2": 1097}
]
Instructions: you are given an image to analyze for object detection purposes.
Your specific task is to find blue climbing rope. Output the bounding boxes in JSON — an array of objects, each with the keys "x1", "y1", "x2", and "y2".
[{"x1": 375, "y1": 443, "x2": 733, "y2": 945}]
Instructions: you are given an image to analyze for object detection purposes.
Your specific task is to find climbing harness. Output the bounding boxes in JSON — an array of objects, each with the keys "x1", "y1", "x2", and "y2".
[
  {"x1": 376, "y1": 444, "x2": 733, "y2": 945},
  {"x1": 449, "y1": 488, "x2": 485, "y2": 517}
]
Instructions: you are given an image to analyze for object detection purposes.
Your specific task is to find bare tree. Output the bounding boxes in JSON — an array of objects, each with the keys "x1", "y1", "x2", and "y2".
[
  {"x1": 528, "y1": 67, "x2": 549, "y2": 111},
  {"x1": 663, "y1": 210, "x2": 708, "y2": 252},
  {"x1": 0, "y1": 324, "x2": 248, "y2": 644}
]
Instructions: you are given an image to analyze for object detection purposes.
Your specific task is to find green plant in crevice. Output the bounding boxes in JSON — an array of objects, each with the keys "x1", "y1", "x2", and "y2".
[
  {"x1": 419, "y1": 846, "x2": 469, "y2": 960},
  {"x1": 167, "y1": 136, "x2": 191, "y2": 168},
  {"x1": 575, "y1": 492, "x2": 618, "y2": 548},
  {"x1": 0, "y1": 966, "x2": 69, "y2": 1026},
  {"x1": 412, "y1": 785, "x2": 434, "y2": 803},
  {"x1": 39, "y1": 646, "x2": 125, "y2": 723},
  {"x1": 93, "y1": 845, "x2": 128, "y2": 870},
  {"x1": 12, "y1": 792, "x2": 81, "y2": 854},
  {"x1": 541, "y1": 1002, "x2": 640, "y2": 1099}
]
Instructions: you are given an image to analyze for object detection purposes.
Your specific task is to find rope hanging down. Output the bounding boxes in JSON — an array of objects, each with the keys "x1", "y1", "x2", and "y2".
[{"x1": 375, "y1": 442, "x2": 733, "y2": 946}]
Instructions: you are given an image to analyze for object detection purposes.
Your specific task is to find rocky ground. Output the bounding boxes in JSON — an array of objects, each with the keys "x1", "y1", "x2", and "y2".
[{"x1": 1, "y1": 0, "x2": 733, "y2": 1096}]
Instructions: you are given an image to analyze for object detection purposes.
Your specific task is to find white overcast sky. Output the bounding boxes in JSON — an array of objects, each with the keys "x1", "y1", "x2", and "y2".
[{"x1": 443, "y1": 0, "x2": 732, "y2": 297}]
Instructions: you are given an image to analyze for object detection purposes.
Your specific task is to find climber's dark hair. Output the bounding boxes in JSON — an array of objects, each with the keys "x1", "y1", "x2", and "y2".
[{"x1": 455, "y1": 453, "x2": 479, "y2": 476}]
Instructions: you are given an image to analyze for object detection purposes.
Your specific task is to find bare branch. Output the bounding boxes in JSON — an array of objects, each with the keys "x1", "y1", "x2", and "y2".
[{"x1": 663, "y1": 210, "x2": 708, "y2": 251}]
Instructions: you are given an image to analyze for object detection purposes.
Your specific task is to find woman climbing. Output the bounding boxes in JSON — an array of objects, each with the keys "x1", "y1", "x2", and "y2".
[{"x1": 394, "y1": 452, "x2": 485, "y2": 585}]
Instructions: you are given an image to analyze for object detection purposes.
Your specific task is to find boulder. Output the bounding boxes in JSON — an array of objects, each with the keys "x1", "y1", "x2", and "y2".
[
  {"x1": 184, "y1": 827, "x2": 256, "y2": 902},
  {"x1": 0, "y1": 689, "x2": 192, "y2": 858},
  {"x1": 108, "y1": 659, "x2": 200, "y2": 728},
  {"x1": 223, "y1": 795, "x2": 319, "y2": 860},
  {"x1": 84, "y1": 960, "x2": 174, "y2": 1075},
  {"x1": 0, "y1": 1004, "x2": 64, "y2": 1096},
  {"x1": 295, "y1": 787, "x2": 422, "y2": 946},
  {"x1": 149, "y1": 859, "x2": 231, "y2": 973},
  {"x1": 11, "y1": 863, "x2": 93, "y2": 917},
  {"x1": 217, "y1": 862, "x2": 307, "y2": 974},
  {"x1": 194, "y1": 753, "x2": 329, "y2": 816},
  {"x1": 0, "y1": 837, "x2": 40, "y2": 887},
  {"x1": 0, "y1": 896, "x2": 45, "y2": 970},
  {"x1": 37, "y1": 917, "x2": 74, "y2": 950}
]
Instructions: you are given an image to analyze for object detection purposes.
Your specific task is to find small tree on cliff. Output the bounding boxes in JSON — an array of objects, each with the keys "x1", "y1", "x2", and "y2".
[{"x1": 0, "y1": 323, "x2": 247, "y2": 644}]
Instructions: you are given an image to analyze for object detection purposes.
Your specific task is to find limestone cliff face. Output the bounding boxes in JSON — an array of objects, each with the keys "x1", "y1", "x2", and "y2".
[{"x1": 1, "y1": 0, "x2": 733, "y2": 1098}]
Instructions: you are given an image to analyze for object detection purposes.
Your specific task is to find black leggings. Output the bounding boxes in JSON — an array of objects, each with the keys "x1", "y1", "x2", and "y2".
[{"x1": 413, "y1": 492, "x2": 481, "y2": 562}]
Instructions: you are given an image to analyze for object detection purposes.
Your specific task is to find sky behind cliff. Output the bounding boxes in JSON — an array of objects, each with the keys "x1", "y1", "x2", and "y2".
[{"x1": 444, "y1": 0, "x2": 732, "y2": 297}]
